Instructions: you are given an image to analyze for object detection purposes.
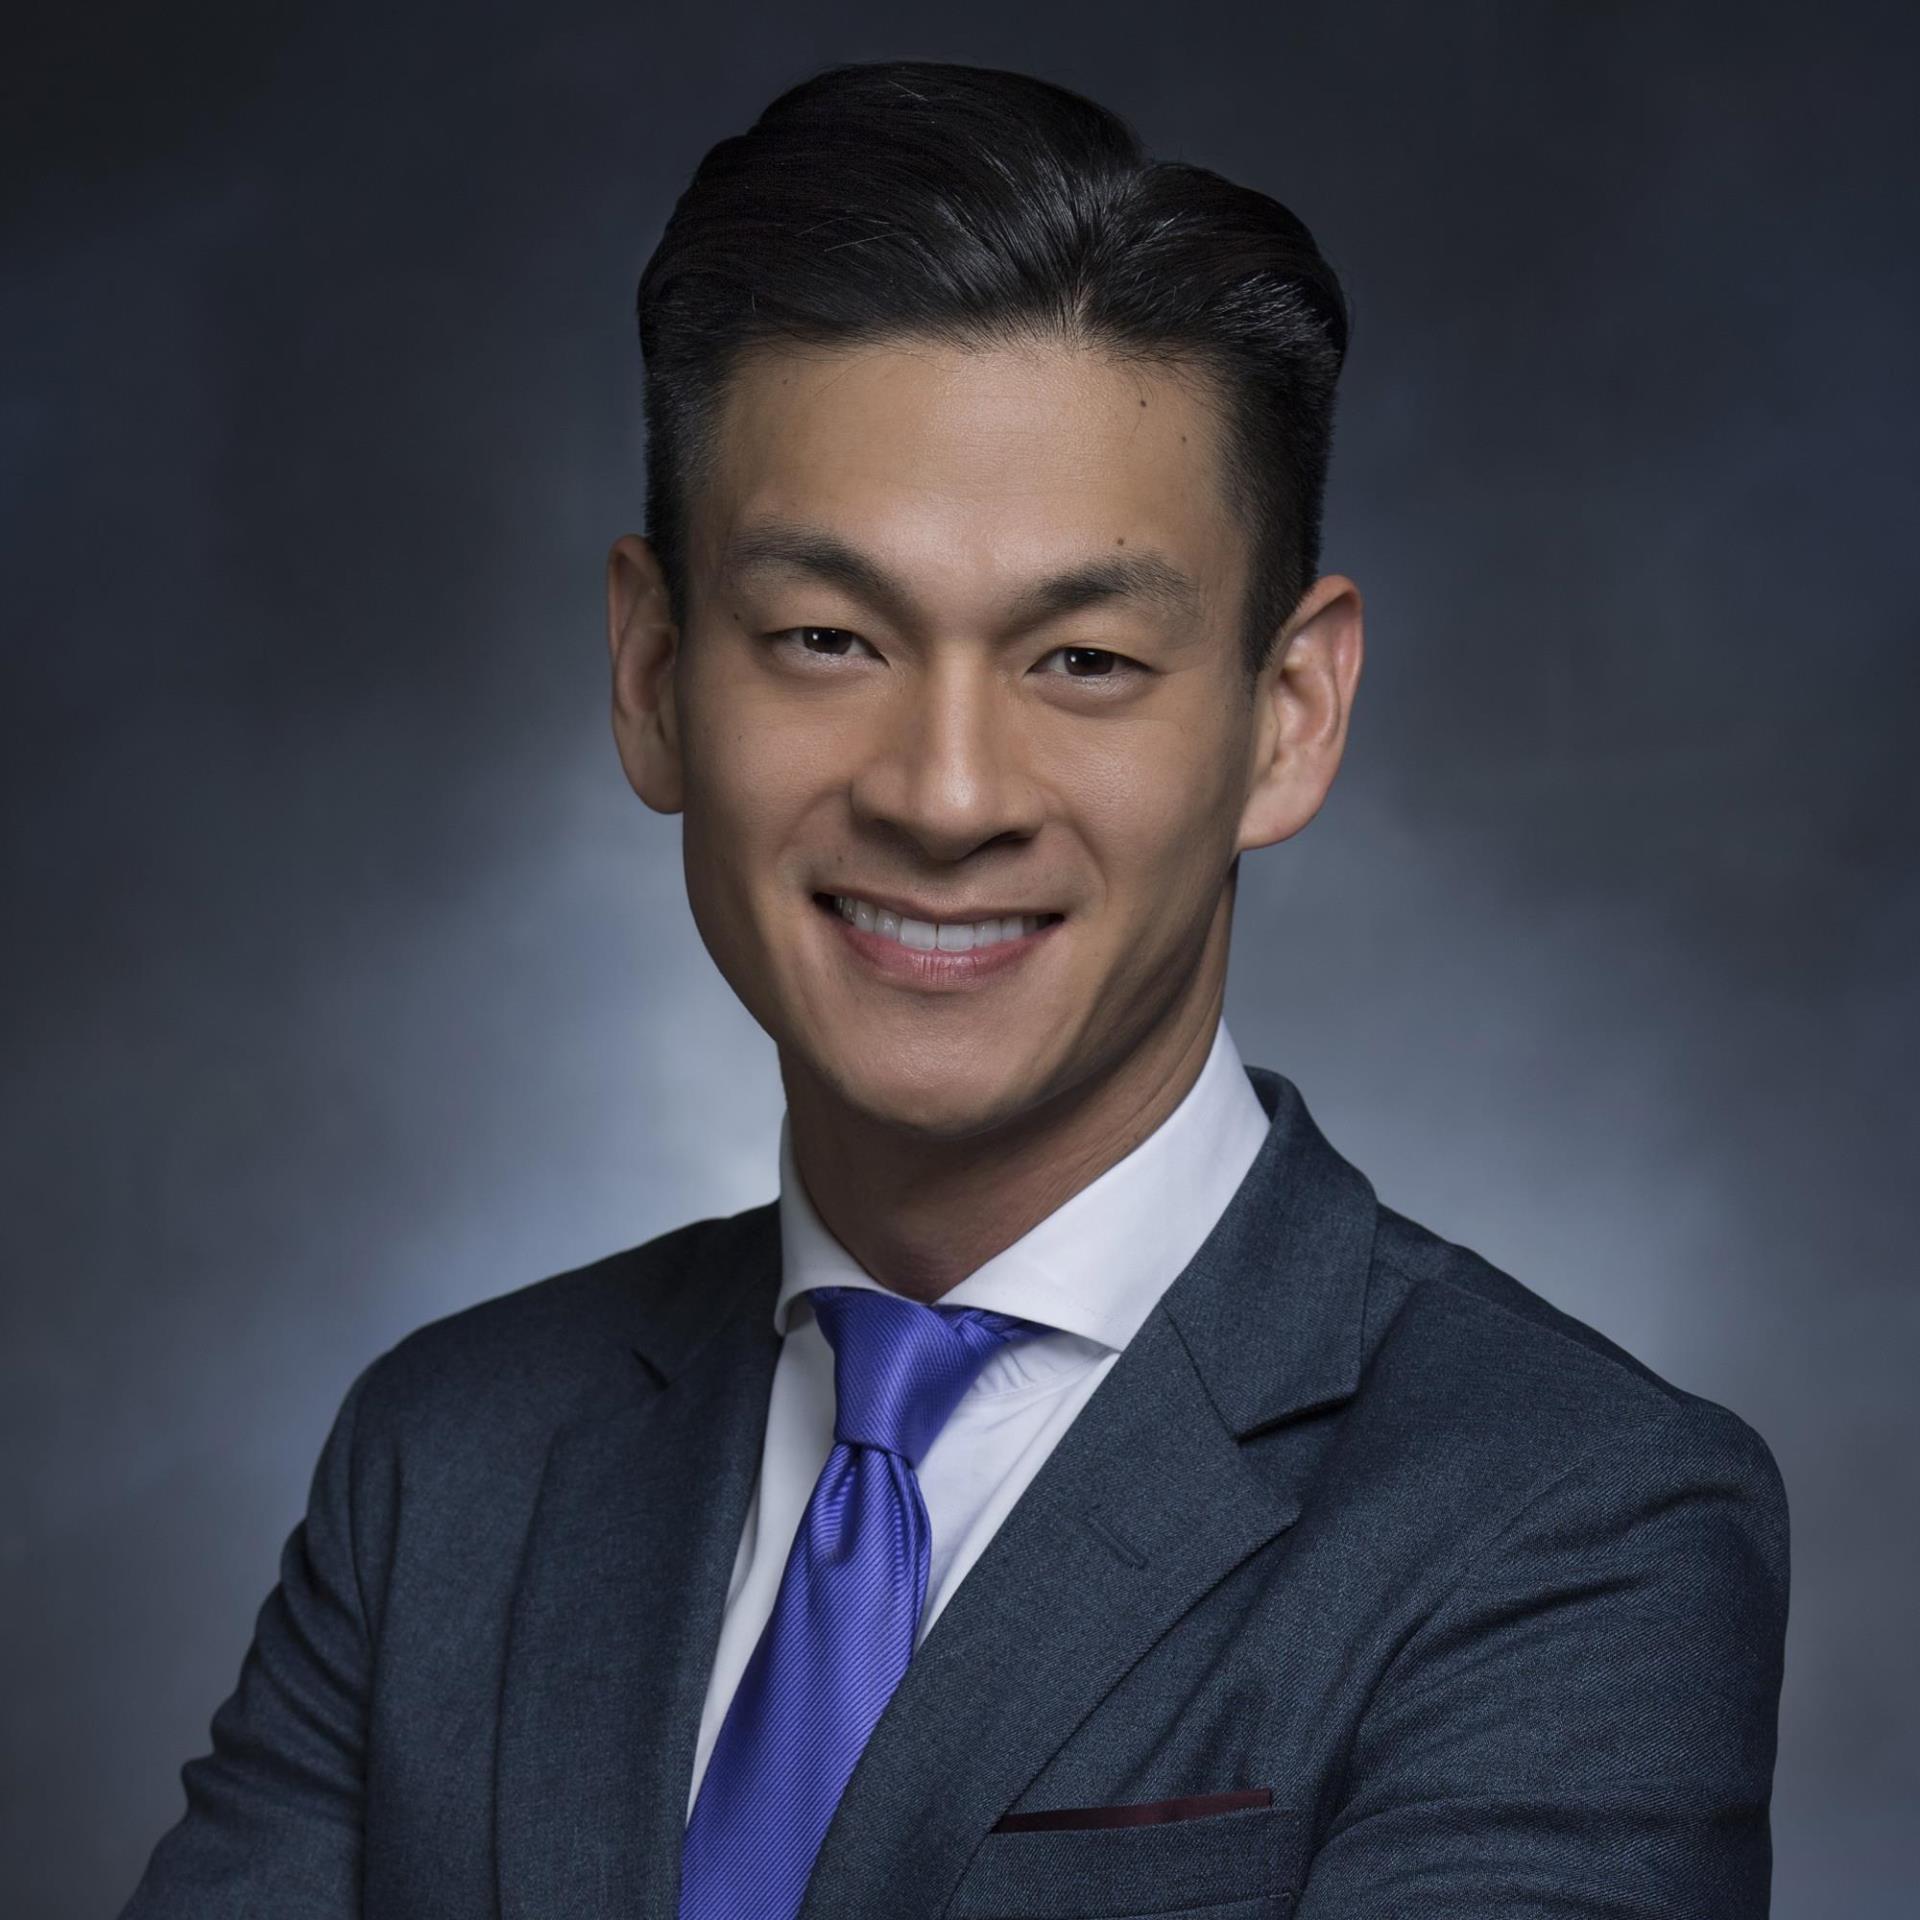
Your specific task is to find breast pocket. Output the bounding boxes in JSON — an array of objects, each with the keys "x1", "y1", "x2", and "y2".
[{"x1": 945, "y1": 1803, "x2": 1302, "y2": 1920}]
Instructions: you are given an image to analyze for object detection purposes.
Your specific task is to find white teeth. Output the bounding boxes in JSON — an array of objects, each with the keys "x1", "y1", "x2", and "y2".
[{"x1": 830, "y1": 895, "x2": 1054, "y2": 952}]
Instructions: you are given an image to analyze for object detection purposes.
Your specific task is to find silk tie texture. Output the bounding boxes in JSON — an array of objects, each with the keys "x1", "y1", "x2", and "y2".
[{"x1": 679, "y1": 1282, "x2": 1048, "y2": 1920}]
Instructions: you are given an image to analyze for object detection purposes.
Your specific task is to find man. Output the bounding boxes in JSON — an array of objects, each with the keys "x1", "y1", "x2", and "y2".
[{"x1": 121, "y1": 59, "x2": 1789, "y2": 1920}]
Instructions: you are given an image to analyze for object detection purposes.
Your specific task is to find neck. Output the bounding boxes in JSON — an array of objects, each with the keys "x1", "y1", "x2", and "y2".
[{"x1": 781, "y1": 953, "x2": 1230, "y2": 1305}]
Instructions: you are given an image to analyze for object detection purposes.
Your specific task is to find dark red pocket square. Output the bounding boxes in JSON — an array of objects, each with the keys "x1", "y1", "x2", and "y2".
[{"x1": 991, "y1": 1787, "x2": 1273, "y2": 1833}]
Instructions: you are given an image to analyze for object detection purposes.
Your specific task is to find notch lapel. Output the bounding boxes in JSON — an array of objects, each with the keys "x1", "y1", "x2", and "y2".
[
  {"x1": 795, "y1": 1309, "x2": 1297, "y2": 1920},
  {"x1": 494, "y1": 1207, "x2": 783, "y2": 1920},
  {"x1": 796, "y1": 1067, "x2": 1379, "y2": 1920}
]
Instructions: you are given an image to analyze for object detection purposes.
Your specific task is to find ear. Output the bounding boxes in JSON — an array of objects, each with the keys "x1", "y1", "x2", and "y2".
[
  {"x1": 1236, "y1": 573, "x2": 1365, "y2": 853},
  {"x1": 606, "y1": 533, "x2": 685, "y2": 814}
]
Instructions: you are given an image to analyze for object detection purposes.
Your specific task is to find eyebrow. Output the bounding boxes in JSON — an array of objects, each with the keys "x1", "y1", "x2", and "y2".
[{"x1": 717, "y1": 523, "x2": 1204, "y2": 634}]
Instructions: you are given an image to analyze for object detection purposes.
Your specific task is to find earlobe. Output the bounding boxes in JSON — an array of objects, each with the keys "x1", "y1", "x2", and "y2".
[{"x1": 606, "y1": 534, "x2": 686, "y2": 815}]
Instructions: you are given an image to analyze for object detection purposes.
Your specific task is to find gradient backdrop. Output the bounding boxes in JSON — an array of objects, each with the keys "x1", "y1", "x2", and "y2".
[{"x1": 6, "y1": 3, "x2": 1916, "y2": 1914}]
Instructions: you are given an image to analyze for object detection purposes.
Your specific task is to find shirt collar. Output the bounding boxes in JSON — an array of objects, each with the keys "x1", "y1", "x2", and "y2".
[{"x1": 774, "y1": 1017, "x2": 1272, "y2": 1353}]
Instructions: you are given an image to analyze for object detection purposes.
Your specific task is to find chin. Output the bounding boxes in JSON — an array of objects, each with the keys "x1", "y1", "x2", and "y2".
[{"x1": 828, "y1": 1053, "x2": 1037, "y2": 1142}]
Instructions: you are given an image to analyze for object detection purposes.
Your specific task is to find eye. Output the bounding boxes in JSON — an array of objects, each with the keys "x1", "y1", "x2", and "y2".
[
  {"x1": 767, "y1": 626, "x2": 878, "y2": 663},
  {"x1": 1033, "y1": 645, "x2": 1143, "y2": 681}
]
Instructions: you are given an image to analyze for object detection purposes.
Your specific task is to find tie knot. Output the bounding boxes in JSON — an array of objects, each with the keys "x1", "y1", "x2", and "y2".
[{"x1": 806, "y1": 1285, "x2": 1046, "y2": 1466}]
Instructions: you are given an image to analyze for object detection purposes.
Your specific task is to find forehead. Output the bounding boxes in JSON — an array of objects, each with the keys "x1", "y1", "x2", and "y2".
[{"x1": 694, "y1": 336, "x2": 1246, "y2": 608}]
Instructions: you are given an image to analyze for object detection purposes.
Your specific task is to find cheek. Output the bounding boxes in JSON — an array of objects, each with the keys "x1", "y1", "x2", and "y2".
[
  {"x1": 1076, "y1": 731, "x2": 1243, "y2": 908},
  {"x1": 680, "y1": 697, "x2": 833, "y2": 917}
]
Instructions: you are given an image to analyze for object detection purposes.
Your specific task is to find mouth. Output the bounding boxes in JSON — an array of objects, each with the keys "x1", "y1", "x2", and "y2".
[
  {"x1": 811, "y1": 891, "x2": 1064, "y2": 986},
  {"x1": 814, "y1": 891, "x2": 1063, "y2": 953}
]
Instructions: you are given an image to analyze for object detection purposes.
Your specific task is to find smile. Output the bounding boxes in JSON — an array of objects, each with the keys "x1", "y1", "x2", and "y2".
[
  {"x1": 824, "y1": 893, "x2": 1062, "y2": 953},
  {"x1": 812, "y1": 891, "x2": 1065, "y2": 989}
]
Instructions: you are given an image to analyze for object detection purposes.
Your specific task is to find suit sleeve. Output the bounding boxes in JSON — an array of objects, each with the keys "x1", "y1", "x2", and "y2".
[
  {"x1": 1295, "y1": 1396, "x2": 1791, "y2": 1919},
  {"x1": 119, "y1": 1361, "x2": 382, "y2": 1919}
]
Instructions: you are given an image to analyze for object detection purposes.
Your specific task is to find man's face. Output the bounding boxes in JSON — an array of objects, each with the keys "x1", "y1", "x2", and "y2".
[{"x1": 669, "y1": 336, "x2": 1277, "y2": 1138}]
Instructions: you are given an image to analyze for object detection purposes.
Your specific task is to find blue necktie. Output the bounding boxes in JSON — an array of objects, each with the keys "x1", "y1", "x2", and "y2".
[{"x1": 679, "y1": 1282, "x2": 1047, "y2": 1920}]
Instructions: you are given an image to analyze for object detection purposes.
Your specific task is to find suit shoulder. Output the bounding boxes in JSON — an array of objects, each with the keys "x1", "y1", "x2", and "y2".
[
  {"x1": 1360, "y1": 1202, "x2": 1785, "y2": 1519},
  {"x1": 1372, "y1": 1201, "x2": 1673, "y2": 1394},
  {"x1": 347, "y1": 1202, "x2": 773, "y2": 1437}
]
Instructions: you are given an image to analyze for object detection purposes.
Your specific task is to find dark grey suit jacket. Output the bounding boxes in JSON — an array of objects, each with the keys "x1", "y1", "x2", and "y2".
[{"x1": 121, "y1": 1067, "x2": 1790, "y2": 1919}]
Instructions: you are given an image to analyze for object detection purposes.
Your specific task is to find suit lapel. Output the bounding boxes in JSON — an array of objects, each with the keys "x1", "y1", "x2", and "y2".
[
  {"x1": 494, "y1": 1206, "x2": 783, "y2": 1920},
  {"x1": 795, "y1": 1308, "x2": 1296, "y2": 1920},
  {"x1": 796, "y1": 1066, "x2": 1379, "y2": 1920}
]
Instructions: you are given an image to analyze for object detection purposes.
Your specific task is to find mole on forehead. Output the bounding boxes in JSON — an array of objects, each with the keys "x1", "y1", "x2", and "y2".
[{"x1": 720, "y1": 333, "x2": 1218, "y2": 432}]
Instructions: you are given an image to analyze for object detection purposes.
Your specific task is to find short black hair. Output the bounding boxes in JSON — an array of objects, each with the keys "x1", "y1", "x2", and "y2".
[{"x1": 636, "y1": 61, "x2": 1350, "y2": 677}]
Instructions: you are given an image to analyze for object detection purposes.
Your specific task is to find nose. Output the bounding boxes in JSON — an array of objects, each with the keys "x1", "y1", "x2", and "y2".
[{"x1": 846, "y1": 653, "x2": 1044, "y2": 862}]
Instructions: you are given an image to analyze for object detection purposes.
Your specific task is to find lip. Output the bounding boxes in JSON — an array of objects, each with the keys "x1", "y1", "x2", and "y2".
[{"x1": 812, "y1": 892, "x2": 1063, "y2": 990}]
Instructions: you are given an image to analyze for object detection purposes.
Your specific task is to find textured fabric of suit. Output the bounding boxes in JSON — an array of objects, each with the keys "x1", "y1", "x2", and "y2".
[{"x1": 119, "y1": 1066, "x2": 1791, "y2": 1919}]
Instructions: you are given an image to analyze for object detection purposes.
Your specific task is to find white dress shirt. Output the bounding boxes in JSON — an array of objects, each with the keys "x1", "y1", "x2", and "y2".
[{"x1": 685, "y1": 1017, "x2": 1273, "y2": 1817}]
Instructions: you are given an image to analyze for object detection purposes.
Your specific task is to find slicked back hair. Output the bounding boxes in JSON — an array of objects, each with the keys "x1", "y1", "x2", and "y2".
[{"x1": 636, "y1": 61, "x2": 1351, "y2": 679}]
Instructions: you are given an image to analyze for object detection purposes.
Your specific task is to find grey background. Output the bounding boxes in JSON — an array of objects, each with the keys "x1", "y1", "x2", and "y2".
[{"x1": 5, "y1": 2, "x2": 1915, "y2": 1914}]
